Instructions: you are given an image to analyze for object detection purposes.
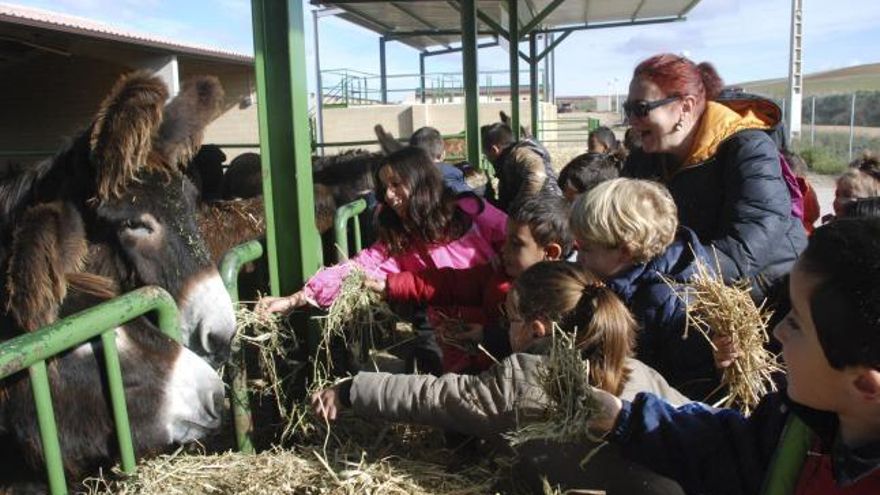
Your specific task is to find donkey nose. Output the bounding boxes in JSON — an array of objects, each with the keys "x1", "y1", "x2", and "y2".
[
  {"x1": 163, "y1": 346, "x2": 225, "y2": 444},
  {"x1": 178, "y1": 270, "x2": 236, "y2": 364}
]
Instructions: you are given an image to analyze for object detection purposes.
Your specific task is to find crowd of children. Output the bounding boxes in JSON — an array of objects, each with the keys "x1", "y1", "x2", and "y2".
[{"x1": 257, "y1": 52, "x2": 880, "y2": 493}]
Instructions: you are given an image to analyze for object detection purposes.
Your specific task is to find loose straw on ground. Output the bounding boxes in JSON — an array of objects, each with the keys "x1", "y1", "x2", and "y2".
[
  {"x1": 668, "y1": 256, "x2": 783, "y2": 414},
  {"x1": 507, "y1": 325, "x2": 603, "y2": 447},
  {"x1": 81, "y1": 444, "x2": 496, "y2": 495}
]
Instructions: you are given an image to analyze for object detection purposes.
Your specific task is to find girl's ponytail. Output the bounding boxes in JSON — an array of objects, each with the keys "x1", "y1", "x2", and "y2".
[{"x1": 571, "y1": 284, "x2": 635, "y2": 395}]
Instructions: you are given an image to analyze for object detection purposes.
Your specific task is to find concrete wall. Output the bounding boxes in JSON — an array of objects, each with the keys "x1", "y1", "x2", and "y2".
[{"x1": 320, "y1": 101, "x2": 557, "y2": 153}]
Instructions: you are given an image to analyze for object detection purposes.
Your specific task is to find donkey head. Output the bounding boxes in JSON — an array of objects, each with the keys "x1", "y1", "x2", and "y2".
[{"x1": 1, "y1": 71, "x2": 235, "y2": 364}]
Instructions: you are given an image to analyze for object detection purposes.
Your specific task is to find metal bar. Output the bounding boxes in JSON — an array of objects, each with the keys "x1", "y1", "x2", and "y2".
[
  {"x1": 419, "y1": 52, "x2": 426, "y2": 103},
  {"x1": 423, "y1": 39, "x2": 498, "y2": 57},
  {"x1": 535, "y1": 29, "x2": 571, "y2": 62},
  {"x1": 529, "y1": 34, "x2": 539, "y2": 136},
  {"x1": 380, "y1": 37, "x2": 387, "y2": 104},
  {"x1": 477, "y1": 8, "x2": 508, "y2": 39},
  {"x1": 384, "y1": 29, "x2": 495, "y2": 39},
  {"x1": 251, "y1": 0, "x2": 321, "y2": 297},
  {"x1": 810, "y1": 96, "x2": 815, "y2": 147},
  {"x1": 631, "y1": 0, "x2": 647, "y2": 20},
  {"x1": 533, "y1": 16, "x2": 683, "y2": 35},
  {"x1": 849, "y1": 93, "x2": 856, "y2": 161},
  {"x1": 509, "y1": 0, "x2": 520, "y2": 141},
  {"x1": 461, "y1": 0, "x2": 480, "y2": 168},
  {"x1": 312, "y1": 9, "x2": 325, "y2": 155},
  {"x1": 29, "y1": 362, "x2": 65, "y2": 495},
  {"x1": 389, "y1": 2, "x2": 452, "y2": 49},
  {"x1": 219, "y1": 240, "x2": 265, "y2": 454},
  {"x1": 101, "y1": 330, "x2": 136, "y2": 473},
  {"x1": 333, "y1": 199, "x2": 367, "y2": 262},
  {"x1": 0, "y1": 287, "x2": 181, "y2": 377},
  {"x1": 520, "y1": 0, "x2": 565, "y2": 38}
]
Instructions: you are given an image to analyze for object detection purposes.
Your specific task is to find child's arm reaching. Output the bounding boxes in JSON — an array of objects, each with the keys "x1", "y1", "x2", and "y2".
[{"x1": 587, "y1": 388, "x2": 787, "y2": 495}]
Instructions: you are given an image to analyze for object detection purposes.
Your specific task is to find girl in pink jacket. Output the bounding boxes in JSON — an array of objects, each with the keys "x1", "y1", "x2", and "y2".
[{"x1": 259, "y1": 146, "x2": 507, "y2": 312}]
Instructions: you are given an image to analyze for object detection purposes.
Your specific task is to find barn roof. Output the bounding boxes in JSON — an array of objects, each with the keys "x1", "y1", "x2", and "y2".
[
  {"x1": 0, "y1": 2, "x2": 252, "y2": 64},
  {"x1": 311, "y1": 0, "x2": 701, "y2": 51}
]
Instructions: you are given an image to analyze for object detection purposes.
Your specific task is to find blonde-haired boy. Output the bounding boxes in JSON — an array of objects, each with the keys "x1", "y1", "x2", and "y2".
[{"x1": 571, "y1": 178, "x2": 717, "y2": 399}]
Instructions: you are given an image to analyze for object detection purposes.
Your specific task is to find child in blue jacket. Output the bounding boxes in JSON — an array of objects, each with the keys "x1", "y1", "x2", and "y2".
[{"x1": 585, "y1": 218, "x2": 880, "y2": 495}]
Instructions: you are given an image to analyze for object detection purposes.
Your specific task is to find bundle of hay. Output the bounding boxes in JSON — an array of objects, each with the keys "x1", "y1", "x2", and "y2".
[
  {"x1": 318, "y1": 267, "x2": 397, "y2": 373},
  {"x1": 81, "y1": 444, "x2": 496, "y2": 495},
  {"x1": 674, "y1": 258, "x2": 783, "y2": 413},
  {"x1": 507, "y1": 326, "x2": 603, "y2": 447}
]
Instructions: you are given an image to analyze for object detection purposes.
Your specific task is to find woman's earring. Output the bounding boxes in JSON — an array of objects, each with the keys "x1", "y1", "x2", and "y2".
[{"x1": 673, "y1": 118, "x2": 684, "y2": 131}]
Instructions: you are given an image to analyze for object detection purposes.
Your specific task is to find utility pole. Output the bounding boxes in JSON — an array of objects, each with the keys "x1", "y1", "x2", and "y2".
[{"x1": 786, "y1": 0, "x2": 804, "y2": 144}]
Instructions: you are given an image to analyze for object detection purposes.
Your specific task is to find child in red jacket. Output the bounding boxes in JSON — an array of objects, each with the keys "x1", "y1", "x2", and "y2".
[{"x1": 370, "y1": 192, "x2": 574, "y2": 373}]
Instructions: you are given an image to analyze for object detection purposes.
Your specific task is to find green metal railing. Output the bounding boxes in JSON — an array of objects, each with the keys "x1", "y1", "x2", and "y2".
[
  {"x1": 219, "y1": 240, "x2": 265, "y2": 454},
  {"x1": 0, "y1": 286, "x2": 181, "y2": 495},
  {"x1": 333, "y1": 198, "x2": 367, "y2": 262}
]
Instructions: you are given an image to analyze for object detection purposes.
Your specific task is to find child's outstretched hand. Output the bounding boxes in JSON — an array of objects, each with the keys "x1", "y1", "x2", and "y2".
[
  {"x1": 713, "y1": 335, "x2": 739, "y2": 369},
  {"x1": 256, "y1": 290, "x2": 308, "y2": 316},
  {"x1": 311, "y1": 386, "x2": 344, "y2": 421},
  {"x1": 363, "y1": 277, "x2": 386, "y2": 295}
]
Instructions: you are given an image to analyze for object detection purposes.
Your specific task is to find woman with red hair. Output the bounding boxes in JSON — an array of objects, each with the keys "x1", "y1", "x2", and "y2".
[{"x1": 622, "y1": 54, "x2": 807, "y2": 302}]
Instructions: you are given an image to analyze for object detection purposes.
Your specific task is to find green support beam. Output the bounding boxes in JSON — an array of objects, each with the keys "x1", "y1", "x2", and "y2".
[
  {"x1": 419, "y1": 52, "x2": 426, "y2": 103},
  {"x1": 529, "y1": 34, "x2": 539, "y2": 136},
  {"x1": 520, "y1": 0, "x2": 565, "y2": 39},
  {"x1": 508, "y1": 0, "x2": 519, "y2": 140},
  {"x1": 380, "y1": 37, "x2": 388, "y2": 103},
  {"x1": 460, "y1": 0, "x2": 480, "y2": 168},
  {"x1": 535, "y1": 29, "x2": 572, "y2": 62},
  {"x1": 251, "y1": 0, "x2": 322, "y2": 297}
]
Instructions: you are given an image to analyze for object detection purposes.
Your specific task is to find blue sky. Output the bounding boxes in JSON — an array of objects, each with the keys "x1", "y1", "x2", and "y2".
[{"x1": 11, "y1": 0, "x2": 880, "y2": 97}]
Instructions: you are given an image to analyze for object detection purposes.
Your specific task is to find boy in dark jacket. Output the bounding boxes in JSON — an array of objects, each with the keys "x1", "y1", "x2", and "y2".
[
  {"x1": 571, "y1": 178, "x2": 718, "y2": 400},
  {"x1": 370, "y1": 192, "x2": 574, "y2": 373},
  {"x1": 585, "y1": 218, "x2": 880, "y2": 495}
]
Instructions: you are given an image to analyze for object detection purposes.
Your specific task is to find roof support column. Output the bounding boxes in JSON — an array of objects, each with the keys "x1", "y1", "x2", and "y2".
[
  {"x1": 250, "y1": 0, "x2": 321, "y2": 296},
  {"x1": 461, "y1": 0, "x2": 480, "y2": 168},
  {"x1": 380, "y1": 36, "x2": 388, "y2": 104},
  {"x1": 529, "y1": 34, "x2": 539, "y2": 138},
  {"x1": 508, "y1": 0, "x2": 520, "y2": 140},
  {"x1": 312, "y1": 9, "x2": 325, "y2": 155},
  {"x1": 419, "y1": 51, "x2": 426, "y2": 103}
]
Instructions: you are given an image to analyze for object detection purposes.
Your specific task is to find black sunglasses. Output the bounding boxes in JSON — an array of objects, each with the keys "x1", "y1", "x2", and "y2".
[{"x1": 623, "y1": 96, "x2": 681, "y2": 119}]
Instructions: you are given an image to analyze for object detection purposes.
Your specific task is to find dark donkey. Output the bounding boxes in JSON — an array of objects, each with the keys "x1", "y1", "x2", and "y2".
[{"x1": 0, "y1": 72, "x2": 233, "y2": 485}]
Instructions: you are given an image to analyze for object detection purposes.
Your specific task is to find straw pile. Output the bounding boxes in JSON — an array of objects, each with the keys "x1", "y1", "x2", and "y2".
[
  {"x1": 674, "y1": 258, "x2": 783, "y2": 414},
  {"x1": 507, "y1": 326, "x2": 603, "y2": 447},
  {"x1": 81, "y1": 443, "x2": 497, "y2": 495}
]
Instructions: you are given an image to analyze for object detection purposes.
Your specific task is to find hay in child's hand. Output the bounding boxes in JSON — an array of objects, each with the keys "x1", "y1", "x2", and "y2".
[
  {"x1": 507, "y1": 325, "x2": 603, "y2": 446},
  {"x1": 670, "y1": 256, "x2": 783, "y2": 414},
  {"x1": 318, "y1": 267, "x2": 397, "y2": 373}
]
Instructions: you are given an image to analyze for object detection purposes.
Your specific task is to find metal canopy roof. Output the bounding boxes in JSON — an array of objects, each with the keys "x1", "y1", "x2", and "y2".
[{"x1": 311, "y1": 1, "x2": 701, "y2": 51}]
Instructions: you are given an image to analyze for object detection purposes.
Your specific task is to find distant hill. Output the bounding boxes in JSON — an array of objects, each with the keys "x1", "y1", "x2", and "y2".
[{"x1": 734, "y1": 63, "x2": 880, "y2": 98}]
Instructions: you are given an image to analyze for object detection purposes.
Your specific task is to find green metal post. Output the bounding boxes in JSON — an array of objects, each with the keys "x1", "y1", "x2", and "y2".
[
  {"x1": 380, "y1": 37, "x2": 388, "y2": 104},
  {"x1": 461, "y1": 0, "x2": 480, "y2": 168},
  {"x1": 219, "y1": 240, "x2": 265, "y2": 454},
  {"x1": 508, "y1": 0, "x2": 520, "y2": 140},
  {"x1": 29, "y1": 362, "x2": 65, "y2": 495},
  {"x1": 419, "y1": 52, "x2": 426, "y2": 104},
  {"x1": 101, "y1": 330, "x2": 136, "y2": 473},
  {"x1": 251, "y1": 0, "x2": 321, "y2": 297},
  {"x1": 530, "y1": 34, "x2": 539, "y2": 137},
  {"x1": 333, "y1": 198, "x2": 367, "y2": 262}
]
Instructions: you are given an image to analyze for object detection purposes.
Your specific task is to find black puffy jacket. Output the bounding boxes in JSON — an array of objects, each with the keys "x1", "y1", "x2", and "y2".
[{"x1": 624, "y1": 101, "x2": 807, "y2": 301}]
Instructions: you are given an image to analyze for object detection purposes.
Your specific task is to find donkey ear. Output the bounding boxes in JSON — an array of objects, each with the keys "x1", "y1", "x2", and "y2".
[
  {"x1": 90, "y1": 71, "x2": 169, "y2": 201},
  {"x1": 374, "y1": 124, "x2": 403, "y2": 154},
  {"x1": 155, "y1": 75, "x2": 225, "y2": 170},
  {"x1": 4, "y1": 202, "x2": 87, "y2": 332}
]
